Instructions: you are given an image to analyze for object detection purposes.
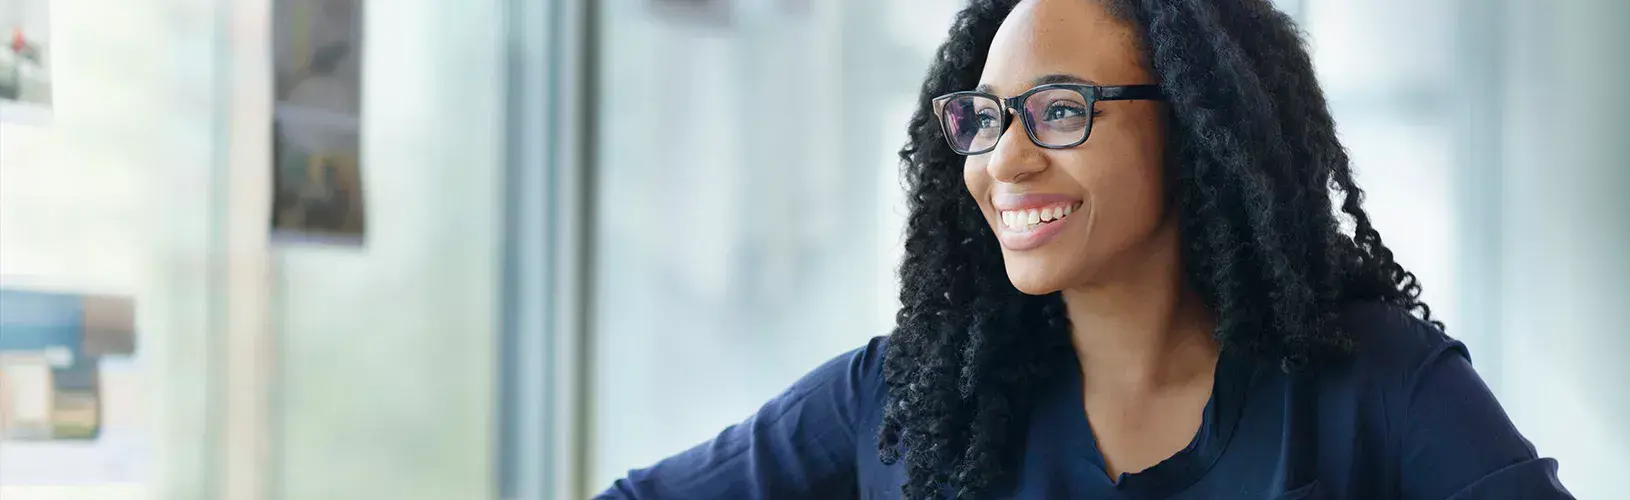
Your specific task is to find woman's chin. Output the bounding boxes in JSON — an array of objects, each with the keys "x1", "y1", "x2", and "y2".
[{"x1": 1003, "y1": 264, "x2": 1069, "y2": 296}]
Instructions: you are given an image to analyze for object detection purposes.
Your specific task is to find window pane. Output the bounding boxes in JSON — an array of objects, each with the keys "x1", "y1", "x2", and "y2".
[
  {"x1": 1304, "y1": 0, "x2": 1466, "y2": 338},
  {"x1": 588, "y1": 0, "x2": 950, "y2": 488}
]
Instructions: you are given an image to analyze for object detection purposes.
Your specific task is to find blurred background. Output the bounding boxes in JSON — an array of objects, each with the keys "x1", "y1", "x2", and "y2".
[{"x1": 0, "y1": 0, "x2": 1625, "y2": 499}]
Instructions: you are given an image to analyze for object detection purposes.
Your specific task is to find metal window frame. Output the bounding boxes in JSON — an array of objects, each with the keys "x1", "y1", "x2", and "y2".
[
  {"x1": 1447, "y1": 0, "x2": 1505, "y2": 393},
  {"x1": 497, "y1": 0, "x2": 595, "y2": 498}
]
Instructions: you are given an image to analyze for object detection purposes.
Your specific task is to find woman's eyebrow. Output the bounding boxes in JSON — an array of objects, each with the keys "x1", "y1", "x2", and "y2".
[{"x1": 973, "y1": 74, "x2": 1098, "y2": 95}]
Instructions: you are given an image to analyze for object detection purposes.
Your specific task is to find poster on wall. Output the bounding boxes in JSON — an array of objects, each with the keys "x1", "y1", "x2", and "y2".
[
  {"x1": 0, "y1": 0, "x2": 52, "y2": 124},
  {"x1": 0, "y1": 287, "x2": 144, "y2": 486},
  {"x1": 271, "y1": 0, "x2": 365, "y2": 245}
]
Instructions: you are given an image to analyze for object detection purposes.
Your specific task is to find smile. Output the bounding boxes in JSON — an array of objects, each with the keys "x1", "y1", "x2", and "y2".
[
  {"x1": 993, "y1": 199, "x2": 1084, "y2": 251},
  {"x1": 999, "y1": 201, "x2": 1083, "y2": 231}
]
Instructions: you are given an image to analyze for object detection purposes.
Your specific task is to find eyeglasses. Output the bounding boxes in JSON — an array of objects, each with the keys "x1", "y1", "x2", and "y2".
[{"x1": 931, "y1": 83, "x2": 1165, "y2": 156}]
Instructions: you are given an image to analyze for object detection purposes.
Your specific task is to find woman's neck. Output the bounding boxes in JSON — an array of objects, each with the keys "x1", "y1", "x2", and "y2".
[{"x1": 1061, "y1": 223, "x2": 1218, "y2": 394}]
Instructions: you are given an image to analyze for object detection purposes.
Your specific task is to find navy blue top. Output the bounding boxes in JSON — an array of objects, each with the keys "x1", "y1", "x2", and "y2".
[{"x1": 598, "y1": 303, "x2": 1572, "y2": 499}]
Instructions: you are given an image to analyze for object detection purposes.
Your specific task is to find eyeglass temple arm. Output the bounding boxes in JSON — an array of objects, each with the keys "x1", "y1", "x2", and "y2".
[{"x1": 1097, "y1": 85, "x2": 1165, "y2": 101}]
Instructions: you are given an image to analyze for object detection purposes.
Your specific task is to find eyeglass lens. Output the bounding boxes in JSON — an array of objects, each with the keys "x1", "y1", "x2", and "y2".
[{"x1": 938, "y1": 87, "x2": 1093, "y2": 154}]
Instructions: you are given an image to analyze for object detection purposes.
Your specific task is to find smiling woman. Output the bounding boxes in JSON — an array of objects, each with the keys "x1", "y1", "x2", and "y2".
[{"x1": 594, "y1": 0, "x2": 1574, "y2": 498}]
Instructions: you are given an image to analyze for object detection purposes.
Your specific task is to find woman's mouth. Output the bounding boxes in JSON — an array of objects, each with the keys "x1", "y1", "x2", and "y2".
[
  {"x1": 999, "y1": 201, "x2": 1082, "y2": 232},
  {"x1": 995, "y1": 201, "x2": 1083, "y2": 251}
]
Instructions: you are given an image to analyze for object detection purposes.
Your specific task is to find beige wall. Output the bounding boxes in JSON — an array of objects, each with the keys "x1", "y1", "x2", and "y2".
[
  {"x1": 0, "y1": 0, "x2": 223, "y2": 497},
  {"x1": 2, "y1": 0, "x2": 508, "y2": 498}
]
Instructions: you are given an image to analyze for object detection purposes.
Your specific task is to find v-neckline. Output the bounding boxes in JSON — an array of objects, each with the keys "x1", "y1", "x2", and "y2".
[{"x1": 1049, "y1": 347, "x2": 1253, "y2": 498}]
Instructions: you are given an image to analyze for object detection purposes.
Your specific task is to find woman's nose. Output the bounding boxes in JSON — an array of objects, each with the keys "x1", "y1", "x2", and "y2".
[{"x1": 984, "y1": 117, "x2": 1046, "y2": 183}]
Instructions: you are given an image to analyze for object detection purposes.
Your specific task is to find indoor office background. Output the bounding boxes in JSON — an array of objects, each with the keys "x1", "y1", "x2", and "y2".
[{"x1": 0, "y1": 0, "x2": 1624, "y2": 499}]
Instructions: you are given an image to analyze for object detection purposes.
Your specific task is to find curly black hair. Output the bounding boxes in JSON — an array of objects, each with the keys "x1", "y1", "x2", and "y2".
[{"x1": 876, "y1": 0, "x2": 1440, "y2": 498}]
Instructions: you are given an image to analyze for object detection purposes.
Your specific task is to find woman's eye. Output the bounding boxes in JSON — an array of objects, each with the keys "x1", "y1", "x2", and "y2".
[
  {"x1": 976, "y1": 110, "x2": 1001, "y2": 129},
  {"x1": 1043, "y1": 103, "x2": 1087, "y2": 121}
]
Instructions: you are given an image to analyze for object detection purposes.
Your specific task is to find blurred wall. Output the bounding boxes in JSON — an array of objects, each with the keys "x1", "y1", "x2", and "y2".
[
  {"x1": 259, "y1": 0, "x2": 506, "y2": 499},
  {"x1": 585, "y1": 0, "x2": 957, "y2": 488},
  {"x1": 1496, "y1": 0, "x2": 1630, "y2": 496},
  {"x1": 4, "y1": 0, "x2": 524, "y2": 497},
  {"x1": 0, "y1": 0, "x2": 224, "y2": 499}
]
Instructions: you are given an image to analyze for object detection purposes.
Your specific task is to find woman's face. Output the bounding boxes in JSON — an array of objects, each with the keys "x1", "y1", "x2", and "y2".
[{"x1": 963, "y1": 0, "x2": 1171, "y2": 295}]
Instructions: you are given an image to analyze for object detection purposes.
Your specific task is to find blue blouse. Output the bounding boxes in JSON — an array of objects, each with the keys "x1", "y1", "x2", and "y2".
[{"x1": 597, "y1": 303, "x2": 1572, "y2": 499}]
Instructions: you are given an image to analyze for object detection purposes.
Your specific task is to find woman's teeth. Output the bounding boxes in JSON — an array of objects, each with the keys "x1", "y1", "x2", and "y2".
[{"x1": 1000, "y1": 203, "x2": 1076, "y2": 231}]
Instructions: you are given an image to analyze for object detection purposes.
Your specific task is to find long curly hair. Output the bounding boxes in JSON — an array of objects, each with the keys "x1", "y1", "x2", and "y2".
[{"x1": 876, "y1": 0, "x2": 1440, "y2": 498}]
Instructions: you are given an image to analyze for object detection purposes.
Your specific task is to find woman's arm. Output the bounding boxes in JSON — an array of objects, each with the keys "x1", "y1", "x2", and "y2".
[
  {"x1": 1398, "y1": 341, "x2": 1573, "y2": 499},
  {"x1": 595, "y1": 336, "x2": 888, "y2": 500}
]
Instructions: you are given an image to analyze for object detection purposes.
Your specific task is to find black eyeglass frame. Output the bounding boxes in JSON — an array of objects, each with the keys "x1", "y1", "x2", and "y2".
[{"x1": 931, "y1": 83, "x2": 1165, "y2": 155}]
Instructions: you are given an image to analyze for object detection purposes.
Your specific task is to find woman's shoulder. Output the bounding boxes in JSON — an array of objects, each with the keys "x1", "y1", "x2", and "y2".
[
  {"x1": 1317, "y1": 303, "x2": 1563, "y2": 498},
  {"x1": 812, "y1": 335, "x2": 890, "y2": 387},
  {"x1": 848, "y1": 335, "x2": 892, "y2": 409},
  {"x1": 778, "y1": 335, "x2": 892, "y2": 425},
  {"x1": 1330, "y1": 301, "x2": 1466, "y2": 378},
  {"x1": 1307, "y1": 301, "x2": 1485, "y2": 419}
]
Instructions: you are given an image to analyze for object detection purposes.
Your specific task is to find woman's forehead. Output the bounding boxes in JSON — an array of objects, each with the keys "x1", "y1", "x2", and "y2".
[{"x1": 978, "y1": 0, "x2": 1148, "y2": 96}]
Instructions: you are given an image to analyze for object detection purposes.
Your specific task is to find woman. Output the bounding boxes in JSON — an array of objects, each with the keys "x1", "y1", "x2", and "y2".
[{"x1": 600, "y1": 0, "x2": 1571, "y2": 498}]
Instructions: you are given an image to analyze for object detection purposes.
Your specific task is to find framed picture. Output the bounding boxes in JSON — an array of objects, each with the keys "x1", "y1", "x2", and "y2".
[
  {"x1": 0, "y1": 0, "x2": 52, "y2": 124},
  {"x1": 0, "y1": 287, "x2": 142, "y2": 486},
  {"x1": 271, "y1": 0, "x2": 365, "y2": 244}
]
